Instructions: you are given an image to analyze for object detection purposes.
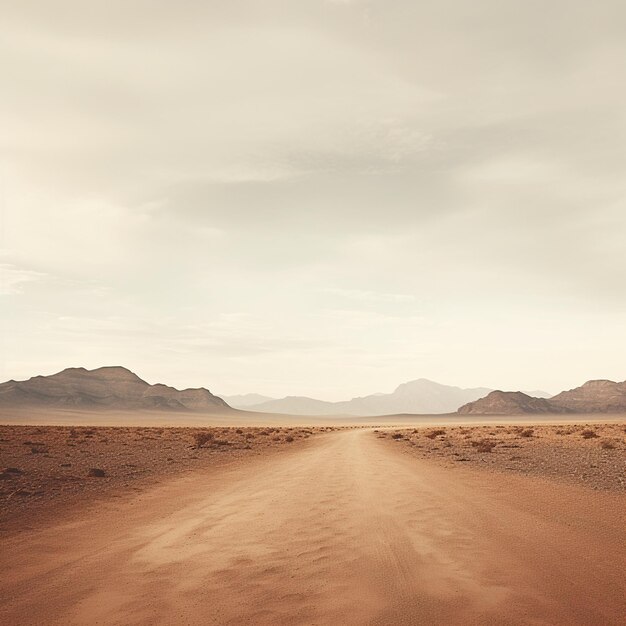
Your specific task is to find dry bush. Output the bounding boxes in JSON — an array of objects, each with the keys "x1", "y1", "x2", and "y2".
[
  {"x1": 425, "y1": 429, "x2": 445, "y2": 439},
  {"x1": 285, "y1": 435, "x2": 294, "y2": 442},
  {"x1": 600, "y1": 439, "x2": 616, "y2": 450},
  {"x1": 391, "y1": 433, "x2": 404, "y2": 439},
  {"x1": 1, "y1": 467, "x2": 22, "y2": 478},
  {"x1": 471, "y1": 439, "x2": 497, "y2": 453},
  {"x1": 88, "y1": 468, "x2": 106, "y2": 477},
  {"x1": 519, "y1": 428, "x2": 534, "y2": 438},
  {"x1": 581, "y1": 429, "x2": 598, "y2": 439},
  {"x1": 193, "y1": 431, "x2": 214, "y2": 448}
]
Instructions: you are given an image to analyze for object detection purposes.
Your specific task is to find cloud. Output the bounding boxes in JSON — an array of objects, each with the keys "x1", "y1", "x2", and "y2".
[
  {"x1": 0, "y1": 264, "x2": 46, "y2": 295},
  {"x1": 1, "y1": 1, "x2": 625, "y2": 396},
  {"x1": 323, "y1": 288, "x2": 417, "y2": 304}
]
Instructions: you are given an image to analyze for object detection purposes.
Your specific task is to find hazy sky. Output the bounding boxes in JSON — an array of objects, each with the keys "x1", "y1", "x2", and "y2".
[{"x1": 1, "y1": 1, "x2": 625, "y2": 399}]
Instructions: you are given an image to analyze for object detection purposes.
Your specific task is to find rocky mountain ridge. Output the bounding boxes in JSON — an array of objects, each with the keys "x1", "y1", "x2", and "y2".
[
  {"x1": 0, "y1": 366, "x2": 230, "y2": 412},
  {"x1": 457, "y1": 379, "x2": 626, "y2": 415}
]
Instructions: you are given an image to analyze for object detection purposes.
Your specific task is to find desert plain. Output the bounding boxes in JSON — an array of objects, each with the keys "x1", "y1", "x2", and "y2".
[{"x1": 0, "y1": 411, "x2": 624, "y2": 625}]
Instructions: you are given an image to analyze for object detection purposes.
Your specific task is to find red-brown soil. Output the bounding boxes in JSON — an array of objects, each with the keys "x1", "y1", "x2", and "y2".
[
  {"x1": 377, "y1": 422, "x2": 626, "y2": 491},
  {"x1": 0, "y1": 424, "x2": 342, "y2": 532}
]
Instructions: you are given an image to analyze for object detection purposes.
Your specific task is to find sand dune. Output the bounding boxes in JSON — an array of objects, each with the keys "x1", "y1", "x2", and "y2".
[{"x1": 1, "y1": 428, "x2": 624, "y2": 625}]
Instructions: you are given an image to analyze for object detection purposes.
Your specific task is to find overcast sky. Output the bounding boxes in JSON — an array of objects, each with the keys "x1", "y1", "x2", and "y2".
[{"x1": 1, "y1": 0, "x2": 625, "y2": 399}]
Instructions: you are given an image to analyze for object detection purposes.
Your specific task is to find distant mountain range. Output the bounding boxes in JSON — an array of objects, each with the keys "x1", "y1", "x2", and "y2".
[
  {"x1": 225, "y1": 379, "x2": 497, "y2": 415},
  {"x1": 458, "y1": 379, "x2": 626, "y2": 415},
  {"x1": 221, "y1": 393, "x2": 275, "y2": 408},
  {"x1": 1, "y1": 366, "x2": 622, "y2": 417},
  {"x1": 0, "y1": 366, "x2": 230, "y2": 412}
]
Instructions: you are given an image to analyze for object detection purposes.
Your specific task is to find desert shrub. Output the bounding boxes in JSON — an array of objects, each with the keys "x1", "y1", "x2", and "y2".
[
  {"x1": 581, "y1": 429, "x2": 598, "y2": 439},
  {"x1": 471, "y1": 439, "x2": 497, "y2": 453},
  {"x1": 425, "y1": 429, "x2": 445, "y2": 439},
  {"x1": 600, "y1": 439, "x2": 616, "y2": 449},
  {"x1": 391, "y1": 433, "x2": 404, "y2": 439},
  {"x1": 519, "y1": 428, "x2": 534, "y2": 438},
  {"x1": 193, "y1": 431, "x2": 214, "y2": 448},
  {"x1": 285, "y1": 435, "x2": 294, "y2": 442},
  {"x1": 235, "y1": 429, "x2": 243, "y2": 434},
  {"x1": 88, "y1": 468, "x2": 106, "y2": 477}
]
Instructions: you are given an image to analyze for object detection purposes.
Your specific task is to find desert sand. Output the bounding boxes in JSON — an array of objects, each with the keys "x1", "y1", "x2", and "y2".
[
  {"x1": 1, "y1": 422, "x2": 625, "y2": 625},
  {"x1": 0, "y1": 425, "x2": 342, "y2": 529}
]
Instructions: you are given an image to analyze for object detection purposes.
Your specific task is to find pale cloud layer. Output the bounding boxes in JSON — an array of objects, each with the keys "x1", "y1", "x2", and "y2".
[{"x1": 1, "y1": 1, "x2": 625, "y2": 399}]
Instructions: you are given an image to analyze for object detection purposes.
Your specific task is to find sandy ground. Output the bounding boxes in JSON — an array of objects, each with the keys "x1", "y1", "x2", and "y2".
[
  {"x1": 1, "y1": 427, "x2": 625, "y2": 625},
  {"x1": 3, "y1": 405, "x2": 626, "y2": 427},
  {"x1": 0, "y1": 425, "x2": 342, "y2": 531},
  {"x1": 377, "y1": 422, "x2": 626, "y2": 491}
]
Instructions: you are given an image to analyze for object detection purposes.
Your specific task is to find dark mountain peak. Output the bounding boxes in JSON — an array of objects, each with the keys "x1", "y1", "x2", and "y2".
[
  {"x1": 458, "y1": 390, "x2": 564, "y2": 415},
  {"x1": 84, "y1": 366, "x2": 147, "y2": 382},
  {"x1": 578, "y1": 379, "x2": 617, "y2": 388},
  {"x1": 492, "y1": 390, "x2": 530, "y2": 399},
  {"x1": 48, "y1": 365, "x2": 146, "y2": 383},
  {"x1": 459, "y1": 377, "x2": 626, "y2": 415},
  {"x1": 549, "y1": 378, "x2": 626, "y2": 413},
  {"x1": 0, "y1": 366, "x2": 230, "y2": 413}
]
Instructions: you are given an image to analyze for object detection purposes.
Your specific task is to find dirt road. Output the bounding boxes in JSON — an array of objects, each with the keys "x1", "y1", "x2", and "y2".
[{"x1": 1, "y1": 429, "x2": 624, "y2": 625}]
